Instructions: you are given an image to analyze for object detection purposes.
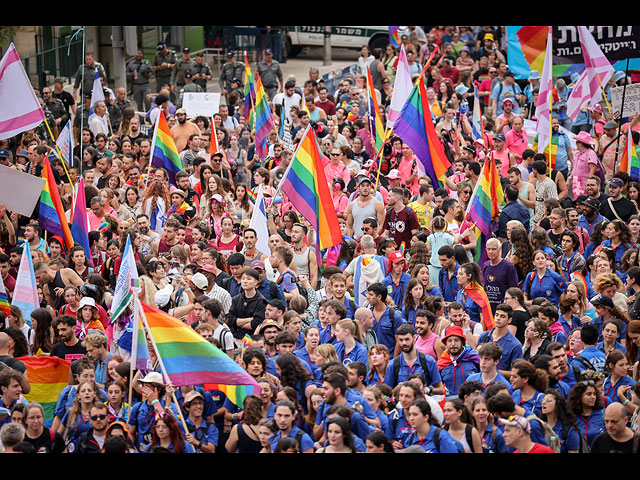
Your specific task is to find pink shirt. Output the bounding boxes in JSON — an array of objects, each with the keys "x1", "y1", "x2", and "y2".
[
  {"x1": 397, "y1": 157, "x2": 420, "y2": 195},
  {"x1": 505, "y1": 128, "x2": 529, "y2": 159},
  {"x1": 414, "y1": 332, "x2": 440, "y2": 360},
  {"x1": 322, "y1": 159, "x2": 351, "y2": 185}
]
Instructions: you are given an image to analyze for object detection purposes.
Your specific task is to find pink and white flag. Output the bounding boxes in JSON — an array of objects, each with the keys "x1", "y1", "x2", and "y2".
[
  {"x1": 387, "y1": 45, "x2": 413, "y2": 129},
  {"x1": 534, "y1": 27, "x2": 553, "y2": 155},
  {"x1": 11, "y1": 241, "x2": 39, "y2": 322},
  {"x1": 578, "y1": 26, "x2": 615, "y2": 109},
  {"x1": 0, "y1": 43, "x2": 45, "y2": 140},
  {"x1": 566, "y1": 70, "x2": 590, "y2": 121}
]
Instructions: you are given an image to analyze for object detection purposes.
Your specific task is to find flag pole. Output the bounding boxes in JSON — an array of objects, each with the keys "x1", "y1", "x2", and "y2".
[
  {"x1": 41, "y1": 116, "x2": 74, "y2": 186},
  {"x1": 613, "y1": 57, "x2": 631, "y2": 170},
  {"x1": 126, "y1": 295, "x2": 140, "y2": 423},
  {"x1": 138, "y1": 299, "x2": 190, "y2": 433}
]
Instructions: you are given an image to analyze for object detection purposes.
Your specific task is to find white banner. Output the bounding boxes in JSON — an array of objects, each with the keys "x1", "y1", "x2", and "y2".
[
  {"x1": 183, "y1": 92, "x2": 221, "y2": 118},
  {"x1": 0, "y1": 164, "x2": 45, "y2": 216},
  {"x1": 610, "y1": 83, "x2": 640, "y2": 119}
]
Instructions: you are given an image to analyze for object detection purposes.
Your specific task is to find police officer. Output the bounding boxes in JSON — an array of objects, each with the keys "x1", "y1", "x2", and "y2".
[
  {"x1": 176, "y1": 72, "x2": 203, "y2": 109},
  {"x1": 256, "y1": 48, "x2": 283, "y2": 101},
  {"x1": 171, "y1": 47, "x2": 195, "y2": 96},
  {"x1": 153, "y1": 42, "x2": 176, "y2": 94},
  {"x1": 127, "y1": 49, "x2": 153, "y2": 112},
  {"x1": 42, "y1": 86, "x2": 69, "y2": 128},
  {"x1": 73, "y1": 53, "x2": 106, "y2": 101},
  {"x1": 220, "y1": 52, "x2": 245, "y2": 96},
  {"x1": 190, "y1": 52, "x2": 213, "y2": 91}
]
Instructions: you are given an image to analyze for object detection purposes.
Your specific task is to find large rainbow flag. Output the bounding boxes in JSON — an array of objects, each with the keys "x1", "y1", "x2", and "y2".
[
  {"x1": 139, "y1": 301, "x2": 260, "y2": 407},
  {"x1": 393, "y1": 73, "x2": 451, "y2": 188},
  {"x1": 279, "y1": 126, "x2": 342, "y2": 251},
  {"x1": 39, "y1": 157, "x2": 73, "y2": 250},
  {"x1": 19, "y1": 356, "x2": 70, "y2": 425},
  {"x1": 254, "y1": 72, "x2": 274, "y2": 160},
  {"x1": 619, "y1": 129, "x2": 640, "y2": 182},
  {"x1": 468, "y1": 154, "x2": 504, "y2": 238},
  {"x1": 70, "y1": 177, "x2": 92, "y2": 266},
  {"x1": 366, "y1": 65, "x2": 386, "y2": 152},
  {"x1": 462, "y1": 283, "x2": 495, "y2": 331},
  {"x1": 150, "y1": 110, "x2": 182, "y2": 185}
]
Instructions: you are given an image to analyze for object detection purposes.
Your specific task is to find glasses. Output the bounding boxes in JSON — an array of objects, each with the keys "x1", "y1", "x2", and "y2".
[
  {"x1": 330, "y1": 153, "x2": 341, "y2": 157},
  {"x1": 189, "y1": 401, "x2": 205, "y2": 407},
  {"x1": 90, "y1": 414, "x2": 108, "y2": 421},
  {"x1": 579, "y1": 380, "x2": 596, "y2": 387},
  {"x1": 489, "y1": 71, "x2": 497, "y2": 75}
]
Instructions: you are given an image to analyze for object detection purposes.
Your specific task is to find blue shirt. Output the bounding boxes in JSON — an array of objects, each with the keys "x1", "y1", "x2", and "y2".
[
  {"x1": 511, "y1": 389, "x2": 545, "y2": 416},
  {"x1": 383, "y1": 352, "x2": 442, "y2": 389},
  {"x1": 128, "y1": 400, "x2": 180, "y2": 450},
  {"x1": 479, "y1": 423, "x2": 508, "y2": 453},
  {"x1": 599, "y1": 239, "x2": 633, "y2": 268},
  {"x1": 184, "y1": 417, "x2": 219, "y2": 451},
  {"x1": 522, "y1": 268, "x2": 567, "y2": 305},
  {"x1": 381, "y1": 272, "x2": 411, "y2": 307},
  {"x1": 602, "y1": 375, "x2": 635, "y2": 405},
  {"x1": 403, "y1": 426, "x2": 462, "y2": 453},
  {"x1": 573, "y1": 346, "x2": 607, "y2": 373},
  {"x1": 388, "y1": 407, "x2": 412, "y2": 442},
  {"x1": 370, "y1": 306, "x2": 405, "y2": 357},
  {"x1": 575, "y1": 409, "x2": 605, "y2": 447},
  {"x1": 577, "y1": 213, "x2": 605, "y2": 236},
  {"x1": 552, "y1": 419, "x2": 581, "y2": 453},
  {"x1": 491, "y1": 82, "x2": 522, "y2": 115},
  {"x1": 439, "y1": 264, "x2": 460, "y2": 303},
  {"x1": 466, "y1": 371, "x2": 513, "y2": 393},
  {"x1": 334, "y1": 341, "x2": 369, "y2": 367},
  {"x1": 94, "y1": 353, "x2": 114, "y2": 386},
  {"x1": 269, "y1": 426, "x2": 314, "y2": 452},
  {"x1": 552, "y1": 132, "x2": 572, "y2": 171},
  {"x1": 477, "y1": 329, "x2": 523, "y2": 373},
  {"x1": 455, "y1": 288, "x2": 482, "y2": 325}
]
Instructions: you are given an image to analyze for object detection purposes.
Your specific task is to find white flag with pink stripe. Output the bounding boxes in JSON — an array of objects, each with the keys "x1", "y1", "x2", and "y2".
[
  {"x1": 534, "y1": 27, "x2": 553, "y2": 155},
  {"x1": 387, "y1": 45, "x2": 413, "y2": 129},
  {"x1": 566, "y1": 70, "x2": 590, "y2": 121},
  {"x1": 578, "y1": 26, "x2": 615, "y2": 109},
  {"x1": 0, "y1": 43, "x2": 45, "y2": 140}
]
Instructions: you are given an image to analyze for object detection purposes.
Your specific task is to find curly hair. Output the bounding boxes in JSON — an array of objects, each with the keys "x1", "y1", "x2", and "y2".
[
  {"x1": 510, "y1": 227, "x2": 534, "y2": 278},
  {"x1": 275, "y1": 353, "x2": 312, "y2": 389},
  {"x1": 567, "y1": 380, "x2": 604, "y2": 415},
  {"x1": 407, "y1": 242, "x2": 430, "y2": 273}
]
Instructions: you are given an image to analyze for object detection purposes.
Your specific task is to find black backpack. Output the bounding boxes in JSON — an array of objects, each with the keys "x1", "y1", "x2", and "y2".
[
  {"x1": 277, "y1": 270, "x2": 309, "y2": 305},
  {"x1": 392, "y1": 351, "x2": 432, "y2": 386}
]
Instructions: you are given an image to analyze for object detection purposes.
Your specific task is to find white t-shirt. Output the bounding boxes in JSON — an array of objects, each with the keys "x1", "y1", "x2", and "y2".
[
  {"x1": 213, "y1": 323, "x2": 235, "y2": 353},
  {"x1": 272, "y1": 92, "x2": 302, "y2": 122}
]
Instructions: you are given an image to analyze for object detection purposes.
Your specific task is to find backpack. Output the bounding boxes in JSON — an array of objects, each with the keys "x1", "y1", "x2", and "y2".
[
  {"x1": 276, "y1": 270, "x2": 309, "y2": 305},
  {"x1": 525, "y1": 414, "x2": 562, "y2": 453},
  {"x1": 561, "y1": 423, "x2": 590, "y2": 453},
  {"x1": 216, "y1": 326, "x2": 234, "y2": 353},
  {"x1": 407, "y1": 427, "x2": 465, "y2": 453},
  {"x1": 392, "y1": 351, "x2": 432, "y2": 387},
  {"x1": 444, "y1": 423, "x2": 477, "y2": 453}
]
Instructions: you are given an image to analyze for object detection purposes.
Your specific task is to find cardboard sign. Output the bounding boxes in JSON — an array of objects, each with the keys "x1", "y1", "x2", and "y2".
[
  {"x1": 0, "y1": 164, "x2": 45, "y2": 216},
  {"x1": 610, "y1": 83, "x2": 640, "y2": 119},
  {"x1": 182, "y1": 92, "x2": 221, "y2": 118}
]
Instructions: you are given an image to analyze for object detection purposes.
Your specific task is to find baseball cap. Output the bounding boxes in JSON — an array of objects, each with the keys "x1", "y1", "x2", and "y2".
[
  {"x1": 190, "y1": 272, "x2": 209, "y2": 290},
  {"x1": 604, "y1": 121, "x2": 618, "y2": 130},
  {"x1": 388, "y1": 169, "x2": 401, "y2": 180},
  {"x1": 227, "y1": 51, "x2": 235, "y2": 58},
  {"x1": 176, "y1": 107, "x2": 187, "y2": 115},
  {"x1": 504, "y1": 70, "x2": 515, "y2": 78},
  {"x1": 264, "y1": 49, "x2": 273, "y2": 56},
  {"x1": 183, "y1": 47, "x2": 190, "y2": 53},
  {"x1": 388, "y1": 251, "x2": 405, "y2": 264},
  {"x1": 78, "y1": 297, "x2": 97, "y2": 310},
  {"x1": 154, "y1": 283, "x2": 174, "y2": 308},
  {"x1": 484, "y1": 33, "x2": 494, "y2": 41},
  {"x1": 587, "y1": 104, "x2": 603, "y2": 113},
  {"x1": 494, "y1": 134, "x2": 506, "y2": 142},
  {"x1": 0, "y1": 149, "x2": 9, "y2": 159},
  {"x1": 183, "y1": 390, "x2": 205, "y2": 406},
  {"x1": 499, "y1": 415, "x2": 531, "y2": 434},
  {"x1": 250, "y1": 260, "x2": 266, "y2": 270},
  {"x1": 16, "y1": 149, "x2": 28, "y2": 159},
  {"x1": 184, "y1": 71, "x2": 192, "y2": 79},
  {"x1": 358, "y1": 176, "x2": 372, "y2": 185},
  {"x1": 197, "y1": 264, "x2": 217, "y2": 275},
  {"x1": 609, "y1": 177, "x2": 624, "y2": 188},
  {"x1": 591, "y1": 294, "x2": 614, "y2": 309},
  {"x1": 156, "y1": 42, "x2": 166, "y2": 50}
]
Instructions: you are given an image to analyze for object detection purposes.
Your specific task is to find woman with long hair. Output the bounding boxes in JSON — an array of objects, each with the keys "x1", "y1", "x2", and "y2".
[
  {"x1": 215, "y1": 214, "x2": 242, "y2": 257},
  {"x1": 367, "y1": 344, "x2": 390, "y2": 386},
  {"x1": 584, "y1": 221, "x2": 608, "y2": 260},
  {"x1": 363, "y1": 385, "x2": 391, "y2": 438},
  {"x1": 146, "y1": 412, "x2": 195, "y2": 453},
  {"x1": 232, "y1": 183, "x2": 253, "y2": 224},
  {"x1": 141, "y1": 177, "x2": 170, "y2": 233},
  {"x1": 315, "y1": 416, "x2": 358, "y2": 453},
  {"x1": 403, "y1": 398, "x2": 460, "y2": 452},
  {"x1": 455, "y1": 262, "x2": 484, "y2": 325},
  {"x1": 365, "y1": 430, "x2": 394, "y2": 453},
  {"x1": 410, "y1": 263, "x2": 443, "y2": 298},
  {"x1": 625, "y1": 320, "x2": 640, "y2": 379},
  {"x1": 274, "y1": 353, "x2": 315, "y2": 414},
  {"x1": 58, "y1": 380, "x2": 100, "y2": 451},
  {"x1": 442, "y1": 397, "x2": 483, "y2": 453},
  {"x1": 506, "y1": 226, "x2": 535, "y2": 285},
  {"x1": 568, "y1": 379, "x2": 605, "y2": 447},
  {"x1": 470, "y1": 396, "x2": 508, "y2": 453},
  {"x1": 600, "y1": 219, "x2": 634, "y2": 269},
  {"x1": 602, "y1": 350, "x2": 635, "y2": 405},
  {"x1": 522, "y1": 319, "x2": 552, "y2": 362},
  {"x1": 29, "y1": 308, "x2": 53, "y2": 355},
  {"x1": 565, "y1": 280, "x2": 596, "y2": 322},
  {"x1": 402, "y1": 278, "x2": 425, "y2": 329},
  {"x1": 510, "y1": 359, "x2": 549, "y2": 416},
  {"x1": 7, "y1": 305, "x2": 33, "y2": 353},
  {"x1": 67, "y1": 245, "x2": 94, "y2": 282},
  {"x1": 503, "y1": 287, "x2": 529, "y2": 344},
  {"x1": 225, "y1": 394, "x2": 264, "y2": 453},
  {"x1": 522, "y1": 250, "x2": 567, "y2": 306},
  {"x1": 123, "y1": 186, "x2": 142, "y2": 219},
  {"x1": 540, "y1": 388, "x2": 581, "y2": 453}
]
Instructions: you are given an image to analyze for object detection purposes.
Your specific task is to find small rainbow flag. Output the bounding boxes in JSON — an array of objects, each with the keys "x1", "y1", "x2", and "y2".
[
  {"x1": 619, "y1": 129, "x2": 640, "y2": 182},
  {"x1": 254, "y1": 72, "x2": 275, "y2": 160},
  {"x1": 246, "y1": 188, "x2": 256, "y2": 204},
  {"x1": 71, "y1": 177, "x2": 92, "y2": 267},
  {"x1": 150, "y1": 110, "x2": 182, "y2": 185},
  {"x1": 19, "y1": 356, "x2": 71, "y2": 425},
  {"x1": 389, "y1": 26, "x2": 401, "y2": 48},
  {"x1": 280, "y1": 126, "x2": 342, "y2": 251},
  {"x1": 0, "y1": 274, "x2": 10, "y2": 317},
  {"x1": 468, "y1": 153, "x2": 504, "y2": 237},
  {"x1": 139, "y1": 300, "x2": 260, "y2": 407},
  {"x1": 39, "y1": 157, "x2": 73, "y2": 250},
  {"x1": 366, "y1": 65, "x2": 386, "y2": 152},
  {"x1": 243, "y1": 52, "x2": 256, "y2": 125}
]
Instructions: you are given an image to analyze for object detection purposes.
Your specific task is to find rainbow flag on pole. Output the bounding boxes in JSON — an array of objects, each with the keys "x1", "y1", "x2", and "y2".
[
  {"x1": 393, "y1": 73, "x2": 451, "y2": 188},
  {"x1": 468, "y1": 153, "x2": 504, "y2": 237},
  {"x1": 0, "y1": 274, "x2": 10, "y2": 317},
  {"x1": 254, "y1": 72, "x2": 275, "y2": 160},
  {"x1": 71, "y1": 177, "x2": 92, "y2": 266},
  {"x1": 19, "y1": 356, "x2": 70, "y2": 425},
  {"x1": 139, "y1": 300, "x2": 260, "y2": 407},
  {"x1": 619, "y1": 129, "x2": 640, "y2": 182},
  {"x1": 39, "y1": 157, "x2": 73, "y2": 250},
  {"x1": 279, "y1": 125, "x2": 342, "y2": 251},
  {"x1": 243, "y1": 52, "x2": 256, "y2": 125},
  {"x1": 150, "y1": 110, "x2": 182, "y2": 185},
  {"x1": 366, "y1": 65, "x2": 386, "y2": 152}
]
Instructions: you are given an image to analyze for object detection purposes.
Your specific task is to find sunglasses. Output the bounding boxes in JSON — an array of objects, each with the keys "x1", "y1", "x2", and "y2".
[{"x1": 90, "y1": 414, "x2": 108, "y2": 421}]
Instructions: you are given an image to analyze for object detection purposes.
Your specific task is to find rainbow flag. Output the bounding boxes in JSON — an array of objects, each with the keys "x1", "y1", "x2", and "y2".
[
  {"x1": 0, "y1": 274, "x2": 10, "y2": 316},
  {"x1": 389, "y1": 26, "x2": 401, "y2": 47},
  {"x1": 70, "y1": 177, "x2": 92, "y2": 266},
  {"x1": 619, "y1": 129, "x2": 640, "y2": 182},
  {"x1": 139, "y1": 301, "x2": 260, "y2": 407},
  {"x1": 19, "y1": 356, "x2": 70, "y2": 425},
  {"x1": 39, "y1": 157, "x2": 73, "y2": 250},
  {"x1": 150, "y1": 110, "x2": 182, "y2": 185},
  {"x1": 393, "y1": 73, "x2": 451, "y2": 188},
  {"x1": 246, "y1": 187, "x2": 256, "y2": 204},
  {"x1": 366, "y1": 65, "x2": 386, "y2": 152},
  {"x1": 532, "y1": 133, "x2": 559, "y2": 170},
  {"x1": 462, "y1": 283, "x2": 495, "y2": 330},
  {"x1": 280, "y1": 126, "x2": 342, "y2": 251},
  {"x1": 243, "y1": 53, "x2": 256, "y2": 124},
  {"x1": 468, "y1": 154, "x2": 504, "y2": 237},
  {"x1": 254, "y1": 72, "x2": 275, "y2": 160}
]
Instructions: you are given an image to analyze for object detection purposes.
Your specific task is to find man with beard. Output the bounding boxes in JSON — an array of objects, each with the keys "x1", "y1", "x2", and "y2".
[
  {"x1": 74, "y1": 403, "x2": 110, "y2": 453},
  {"x1": 576, "y1": 197, "x2": 605, "y2": 236},
  {"x1": 170, "y1": 108, "x2": 201, "y2": 153},
  {"x1": 507, "y1": 167, "x2": 535, "y2": 231},
  {"x1": 413, "y1": 310, "x2": 443, "y2": 361},
  {"x1": 50, "y1": 315, "x2": 87, "y2": 362},
  {"x1": 127, "y1": 115, "x2": 148, "y2": 142},
  {"x1": 136, "y1": 138, "x2": 152, "y2": 171},
  {"x1": 533, "y1": 354, "x2": 571, "y2": 398},
  {"x1": 136, "y1": 214, "x2": 161, "y2": 256},
  {"x1": 346, "y1": 176, "x2": 385, "y2": 240},
  {"x1": 565, "y1": 207, "x2": 590, "y2": 254},
  {"x1": 477, "y1": 304, "x2": 522, "y2": 377},
  {"x1": 256, "y1": 320, "x2": 281, "y2": 360},
  {"x1": 437, "y1": 325, "x2": 480, "y2": 398},
  {"x1": 290, "y1": 223, "x2": 317, "y2": 289},
  {"x1": 383, "y1": 324, "x2": 444, "y2": 393},
  {"x1": 547, "y1": 342, "x2": 580, "y2": 389},
  {"x1": 600, "y1": 177, "x2": 638, "y2": 223},
  {"x1": 383, "y1": 187, "x2": 420, "y2": 248}
]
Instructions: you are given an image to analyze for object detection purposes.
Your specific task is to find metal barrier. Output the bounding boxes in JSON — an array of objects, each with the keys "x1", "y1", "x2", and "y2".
[{"x1": 22, "y1": 37, "x2": 84, "y2": 90}]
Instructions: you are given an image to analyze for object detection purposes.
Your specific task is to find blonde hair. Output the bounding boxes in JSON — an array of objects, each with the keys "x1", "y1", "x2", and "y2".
[
  {"x1": 336, "y1": 318, "x2": 362, "y2": 341},
  {"x1": 315, "y1": 344, "x2": 338, "y2": 364}
]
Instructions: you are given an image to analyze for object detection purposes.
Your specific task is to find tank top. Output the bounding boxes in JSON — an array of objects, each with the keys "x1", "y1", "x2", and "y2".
[
  {"x1": 369, "y1": 60, "x2": 383, "y2": 91},
  {"x1": 351, "y1": 197, "x2": 377, "y2": 240},
  {"x1": 47, "y1": 270, "x2": 66, "y2": 311},
  {"x1": 293, "y1": 246, "x2": 311, "y2": 277},
  {"x1": 517, "y1": 182, "x2": 535, "y2": 228},
  {"x1": 236, "y1": 424, "x2": 262, "y2": 454}
]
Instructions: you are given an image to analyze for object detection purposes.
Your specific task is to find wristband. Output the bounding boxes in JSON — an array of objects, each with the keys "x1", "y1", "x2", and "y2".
[
  {"x1": 151, "y1": 399, "x2": 159, "y2": 405},
  {"x1": 623, "y1": 399, "x2": 630, "y2": 405}
]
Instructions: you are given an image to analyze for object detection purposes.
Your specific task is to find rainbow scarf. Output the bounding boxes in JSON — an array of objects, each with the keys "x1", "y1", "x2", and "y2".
[{"x1": 462, "y1": 282, "x2": 495, "y2": 330}]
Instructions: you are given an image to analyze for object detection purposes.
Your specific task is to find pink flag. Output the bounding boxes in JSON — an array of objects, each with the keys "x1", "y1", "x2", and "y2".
[
  {"x1": 387, "y1": 45, "x2": 413, "y2": 129},
  {"x1": 578, "y1": 26, "x2": 615, "y2": 110},
  {"x1": 534, "y1": 27, "x2": 553, "y2": 155},
  {"x1": 10, "y1": 242, "x2": 39, "y2": 322},
  {"x1": 566, "y1": 70, "x2": 590, "y2": 121},
  {"x1": 0, "y1": 43, "x2": 45, "y2": 140}
]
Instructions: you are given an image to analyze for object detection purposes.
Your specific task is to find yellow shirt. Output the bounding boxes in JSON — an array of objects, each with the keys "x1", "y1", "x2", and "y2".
[{"x1": 409, "y1": 201, "x2": 431, "y2": 229}]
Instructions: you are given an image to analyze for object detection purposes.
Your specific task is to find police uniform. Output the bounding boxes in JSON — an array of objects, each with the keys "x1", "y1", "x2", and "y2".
[
  {"x1": 127, "y1": 56, "x2": 153, "y2": 111},
  {"x1": 171, "y1": 52, "x2": 195, "y2": 91},
  {"x1": 190, "y1": 60, "x2": 213, "y2": 91},
  {"x1": 73, "y1": 61, "x2": 106, "y2": 97},
  {"x1": 220, "y1": 59, "x2": 245, "y2": 92},
  {"x1": 153, "y1": 47, "x2": 177, "y2": 91},
  {"x1": 44, "y1": 97, "x2": 69, "y2": 126},
  {"x1": 176, "y1": 73, "x2": 204, "y2": 109},
  {"x1": 256, "y1": 56, "x2": 282, "y2": 101}
]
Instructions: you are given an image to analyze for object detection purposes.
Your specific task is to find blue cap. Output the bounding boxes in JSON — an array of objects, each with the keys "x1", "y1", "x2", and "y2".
[{"x1": 0, "y1": 149, "x2": 9, "y2": 158}]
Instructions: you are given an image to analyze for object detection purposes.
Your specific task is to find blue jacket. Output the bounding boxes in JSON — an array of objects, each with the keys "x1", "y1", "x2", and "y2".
[{"x1": 522, "y1": 268, "x2": 567, "y2": 305}]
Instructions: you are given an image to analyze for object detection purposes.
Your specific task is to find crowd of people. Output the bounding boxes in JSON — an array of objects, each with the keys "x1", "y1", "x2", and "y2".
[{"x1": 0, "y1": 26, "x2": 639, "y2": 454}]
